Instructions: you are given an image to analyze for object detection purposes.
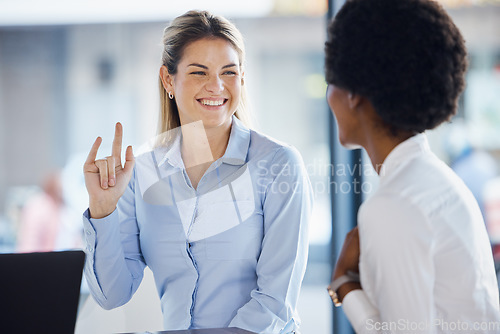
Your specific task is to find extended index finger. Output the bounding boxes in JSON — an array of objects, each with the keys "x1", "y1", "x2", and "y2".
[
  {"x1": 85, "y1": 136, "x2": 102, "y2": 166},
  {"x1": 112, "y1": 122, "x2": 123, "y2": 161}
]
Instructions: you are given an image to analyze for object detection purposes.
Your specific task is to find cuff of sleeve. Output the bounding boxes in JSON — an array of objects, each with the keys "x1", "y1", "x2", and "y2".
[
  {"x1": 82, "y1": 208, "x2": 120, "y2": 254},
  {"x1": 343, "y1": 289, "x2": 379, "y2": 333},
  {"x1": 82, "y1": 208, "x2": 120, "y2": 304},
  {"x1": 85, "y1": 206, "x2": 119, "y2": 231}
]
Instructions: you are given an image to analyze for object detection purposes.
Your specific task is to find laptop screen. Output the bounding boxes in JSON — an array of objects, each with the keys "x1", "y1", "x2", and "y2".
[{"x1": 0, "y1": 250, "x2": 85, "y2": 333}]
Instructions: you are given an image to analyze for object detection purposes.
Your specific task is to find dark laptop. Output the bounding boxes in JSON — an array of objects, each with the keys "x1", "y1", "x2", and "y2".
[{"x1": 0, "y1": 250, "x2": 85, "y2": 333}]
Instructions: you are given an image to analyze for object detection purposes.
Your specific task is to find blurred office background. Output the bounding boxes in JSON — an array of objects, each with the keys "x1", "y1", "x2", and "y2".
[{"x1": 1, "y1": 0, "x2": 500, "y2": 333}]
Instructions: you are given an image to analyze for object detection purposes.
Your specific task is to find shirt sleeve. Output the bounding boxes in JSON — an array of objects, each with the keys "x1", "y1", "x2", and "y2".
[
  {"x1": 229, "y1": 146, "x2": 314, "y2": 334},
  {"x1": 82, "y1": 168, "x2": 146, "y2": 310},
  {"x1": 343, "y1": 194, "x2": 437, "y2": 334}
]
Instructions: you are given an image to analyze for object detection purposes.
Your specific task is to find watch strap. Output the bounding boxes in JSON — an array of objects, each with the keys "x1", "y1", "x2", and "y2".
[
  {"x1": 330, "y1": 274, "x2": 353, "y2": 293},
  {"x1": 331, "y1": 271, "x2": 360, "y2": 292},
  {"x1": 327, "y1": 271, "x2": 361, "y2": 307}
]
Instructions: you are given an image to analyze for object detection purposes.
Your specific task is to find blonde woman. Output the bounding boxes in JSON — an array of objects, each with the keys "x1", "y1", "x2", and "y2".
[{"x1": 82, "y1": 10, "x2": 312, "y2": 334}]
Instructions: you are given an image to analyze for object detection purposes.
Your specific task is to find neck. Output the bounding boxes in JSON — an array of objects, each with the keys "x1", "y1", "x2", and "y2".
[
  {"x1": 204, "y1": 123, "x2": 232, "y2": 160},
  {"x1": 345, "y1": 95, "x2": 415, "y2": 175},
  {"x1": 363, "y1": 130, "x2": 414, "y2": 174},
  {"x1": 180, "y1": 120, "x2": 232, "y2": 168}
]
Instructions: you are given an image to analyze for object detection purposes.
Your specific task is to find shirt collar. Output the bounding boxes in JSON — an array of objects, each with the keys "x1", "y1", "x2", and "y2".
[
  {"x1": 379, "y1": 133, "x2": 430, "y2": 180},
  {"x1": 220, "y1": 115, "x2": 250, "y2": 166},
  {"x1": 155, "y1": 127, "x2": 183, "y2": 169},
  {"x1": 154, "y1": 115, "x2": 250, "y2": 169}
]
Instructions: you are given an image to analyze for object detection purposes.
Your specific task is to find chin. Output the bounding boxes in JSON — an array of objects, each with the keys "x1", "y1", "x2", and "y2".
[
  {"x1": 202, "y1": 112, "x2": 226, "y2": 122},
  {"x1": 201, "y1": 115, "x2": 232, "y2": 129},
  {"x1": 344, "y1": 143, "x2": 363, "y2": 150},
  {"x1": 339, "y1": 137, "x2": 362, "y2": 150}
]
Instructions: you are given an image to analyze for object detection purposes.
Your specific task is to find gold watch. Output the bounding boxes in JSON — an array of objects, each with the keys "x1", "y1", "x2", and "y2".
[{"x1": 327, "y1": 271, "x2": 360, "y2": 307}]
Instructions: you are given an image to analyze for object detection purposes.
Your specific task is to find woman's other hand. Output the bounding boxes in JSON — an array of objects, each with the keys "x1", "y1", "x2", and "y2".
[
  {"x1": 334, "y1": 226, "x2": 360, "y2": 278},
  {"x1": 331, "y1": 226, "x2": 362, "y2": 302},
  {"x1": 83, "y1": 122, "x2": 135, "y2": 219}
]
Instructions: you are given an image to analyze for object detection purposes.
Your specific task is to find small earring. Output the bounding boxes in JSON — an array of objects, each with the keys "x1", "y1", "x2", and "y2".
[{"x1": 168, "y1": 92, "x2": 174, "y2": 100}]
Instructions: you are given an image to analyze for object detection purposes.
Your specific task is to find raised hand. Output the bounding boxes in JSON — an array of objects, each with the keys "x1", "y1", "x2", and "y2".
[{"x1": 83, "y1": 122, "x2": 135, "y2": 219}]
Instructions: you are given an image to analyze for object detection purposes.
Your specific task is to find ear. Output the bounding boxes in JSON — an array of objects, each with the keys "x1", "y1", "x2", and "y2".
[
  {"x1": 159, "y1": 65, "x2": 174, "y2": 92},
  {"x1": 347, "y1": 92, "x2": 363, "y2": 110},
  {"x1": 241, "y1": 71, "x2": 245, "y2": 86}
]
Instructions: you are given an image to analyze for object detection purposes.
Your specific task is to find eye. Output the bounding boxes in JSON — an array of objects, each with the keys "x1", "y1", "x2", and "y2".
[
  {"x1": 223, "y1": 70, "x2": 237, "y2": 76},
  {"x1": 190, "y1": 71, "x2": 206, "y2": 76}
]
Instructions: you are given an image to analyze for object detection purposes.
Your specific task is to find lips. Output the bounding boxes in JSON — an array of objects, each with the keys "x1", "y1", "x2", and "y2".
[{"x1": 197, "y1": 98, "x2": 228, "y2": 107}]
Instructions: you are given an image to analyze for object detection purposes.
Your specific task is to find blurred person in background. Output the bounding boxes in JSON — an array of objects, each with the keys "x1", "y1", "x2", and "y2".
[
  {"x1": 82, "y1": 10, "x2": 312, "y2": 334},
  {"x1": 17, "y1": 170, "x2": 81, "y2": 252},
  {"x1": 446, "y1": 120, "x2": 498, "y2": 218},
  {"x1": 325, "y1": 0, "x2": 500, "y2": 332}
]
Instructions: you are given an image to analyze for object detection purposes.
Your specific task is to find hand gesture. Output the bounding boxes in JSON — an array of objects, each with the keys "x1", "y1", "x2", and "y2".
[
  {"x1": 333, "y1": 226, "x2": 360, "y2": 279},
  {"x1": 83, "y1": 123, "x2": 135, "y2": 219},
  {"x1": 328, "y1": 226, "x2": 362, "y2": 303}
]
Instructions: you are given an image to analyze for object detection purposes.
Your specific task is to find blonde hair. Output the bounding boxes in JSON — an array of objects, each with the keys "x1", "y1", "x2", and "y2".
[{"x1": 157, "y1": 10, "x2": 251, "y2": 143}]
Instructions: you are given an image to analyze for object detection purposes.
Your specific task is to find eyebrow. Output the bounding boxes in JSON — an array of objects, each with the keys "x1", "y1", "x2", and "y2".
[{"x1": 187, "y1": 63, "x2": 237, "y2": 70}]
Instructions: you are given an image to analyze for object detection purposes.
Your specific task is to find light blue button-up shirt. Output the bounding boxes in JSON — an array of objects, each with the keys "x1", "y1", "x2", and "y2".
[{"x1": 82, "y1": 116, "x2": 313, "y2": 333}]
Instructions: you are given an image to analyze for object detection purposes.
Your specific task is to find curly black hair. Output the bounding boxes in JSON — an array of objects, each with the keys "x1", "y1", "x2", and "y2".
[{"x1": 325, "y1": 0, "x2": 468, "y2": 134}]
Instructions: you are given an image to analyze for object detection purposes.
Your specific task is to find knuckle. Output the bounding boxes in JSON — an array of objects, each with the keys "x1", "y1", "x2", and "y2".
[{"x1": 94, "y1": 159, "x2": 106, "y2": 168}]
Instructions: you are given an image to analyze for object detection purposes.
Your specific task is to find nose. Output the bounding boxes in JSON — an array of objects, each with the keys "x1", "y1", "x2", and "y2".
[{"x1": 205, "y1": 75, "x2": 224, "y2": 94}]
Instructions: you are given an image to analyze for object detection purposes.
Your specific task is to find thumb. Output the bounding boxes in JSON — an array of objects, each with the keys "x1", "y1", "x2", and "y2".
[{"x1": 123, "y1": 145, "x2": 135, "y2": 176}]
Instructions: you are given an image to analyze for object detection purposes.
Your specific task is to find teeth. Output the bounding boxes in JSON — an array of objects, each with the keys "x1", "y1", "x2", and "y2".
[{"x1": 201, "y1": 99, "x2": 224, "y2": 106}]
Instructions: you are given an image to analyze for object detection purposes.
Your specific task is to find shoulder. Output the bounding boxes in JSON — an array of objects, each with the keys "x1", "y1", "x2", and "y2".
[
  {"x1": 382, "y1": 150, "x2": 476, "y2": 216},
  {"x1": 359, "y1": 148, "x2": 480, "y2": 242},
  {"x1": 132, "y1": 149, "x2": 155, "y2": 175},
  {"x1": 247, "y1": 128, "x2": 304, "y2": 166}
]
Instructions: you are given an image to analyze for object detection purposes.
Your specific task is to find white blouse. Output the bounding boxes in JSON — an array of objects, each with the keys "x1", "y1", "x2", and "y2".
[{"x1": 343, "y1": 134, "x2": 500, "y2": 333}]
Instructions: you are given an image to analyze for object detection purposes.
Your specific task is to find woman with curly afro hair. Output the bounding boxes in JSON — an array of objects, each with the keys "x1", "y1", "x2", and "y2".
[{"x1": 325, "y1": 0, "x2": 500, "y2": 332}]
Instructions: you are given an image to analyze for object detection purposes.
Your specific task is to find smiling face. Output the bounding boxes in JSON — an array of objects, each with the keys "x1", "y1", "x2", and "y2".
[{"x1": 160, "y1": 37, "x2": 243, "y2": 131}]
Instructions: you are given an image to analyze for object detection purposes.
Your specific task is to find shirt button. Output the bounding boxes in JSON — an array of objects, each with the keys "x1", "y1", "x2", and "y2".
[
  {"x1": 87, "y1": 246, "x2": 93, "y2": 252},
  {"x1": 86, "y1": 231, "x2": 91, "y2": 235}
]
